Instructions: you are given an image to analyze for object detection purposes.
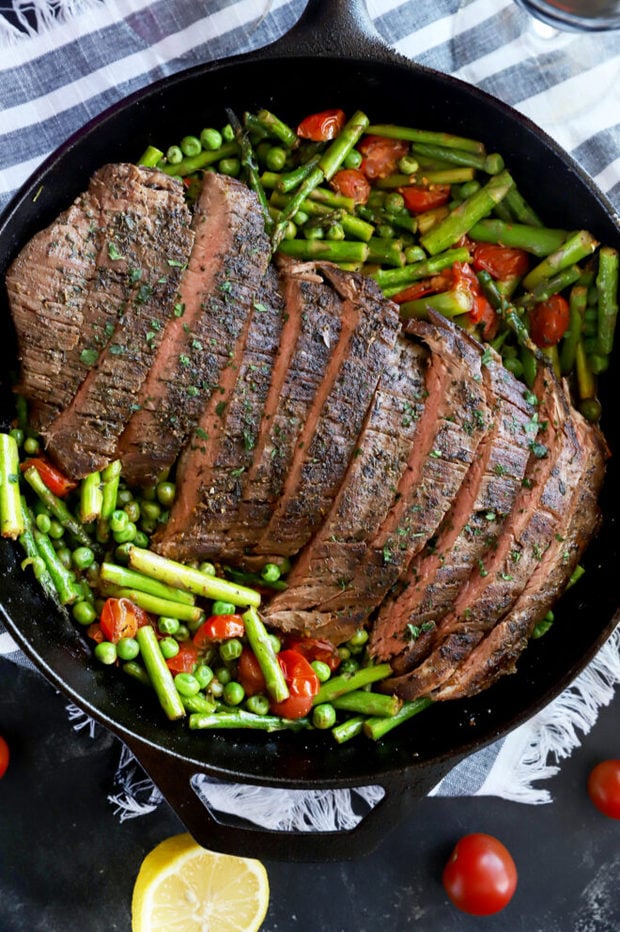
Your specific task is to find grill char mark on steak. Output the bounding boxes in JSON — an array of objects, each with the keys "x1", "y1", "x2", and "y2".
[
  {"x1": 433, "y1": 410, "x2": 606, "y2": 701},
  {"x1": 382, "y1": 364, "x2": 584, "y2": 699},
  {"x1": 370, "y1": 338, "x2": 535, "y2": 664},
  {"x1": 152, "y1": 263, "x2": 286, "y2": 561},
  {"x1": 117, "y1": 174, "x2": 269, "y2": 487},
  {"x1": 38, "y1": 166, "x2": 194, "y2": 477},
  {"x1": 251, "y1": 265, "x2": 400, "y2": 559},
  {"x1": 6, "y1": 164, "x2": 192, "y2": 436},
  {"x1": 263, "y1": 314, "x2": 488, "y2": 639}
]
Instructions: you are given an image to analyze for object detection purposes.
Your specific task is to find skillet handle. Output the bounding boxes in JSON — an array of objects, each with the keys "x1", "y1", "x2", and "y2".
[
  {"x1": 123, "y1": 735, "x2": 455, "y2": 862},
  {"x1": 254, "y1": 0, "x2": 399, "y2": 64}
]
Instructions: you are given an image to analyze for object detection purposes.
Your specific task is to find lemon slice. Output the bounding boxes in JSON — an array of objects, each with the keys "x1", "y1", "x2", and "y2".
[{"x1": 131, "y1": 833, "x2": 270, "y2": 931}]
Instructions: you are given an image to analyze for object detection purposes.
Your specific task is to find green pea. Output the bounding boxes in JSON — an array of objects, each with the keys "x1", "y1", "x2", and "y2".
[
  {"x1": 200, "y1": 127, "x2": 223, "y2": 150},
  {"x1": 260, "y1": 562, "x2": 281, "y2": 583},
  {"x1": 140, "y1": 501, "x2": 161, "y2": 522},
  {"x1": 140, "y1": 517, "x2": 157, "y2": 535},
  {"x1": 245, "y1": 694, "x2": 270, "y2": 716},
  {"x1": 209, "y1": 679, "x2": 224, "y2": 699},
  {"x1": 174, "y1": 672, "x2": 201, "y2": 697},
  {"x1": 141, "y1": 485, "x2": 157, "y2": 502},
  {"x1": 23, "y1": 436, "x2": 40, "y2": 455},
  {"x1": 158, "y1": 616, "x2": 180, "y2": 636},
  {"x1": 337, "y1": 646, "x2": 351, "y2": 661},
  {"x1": 221, "y1": 123, "x2": 235, "y2": 142},
  {"x1": 72, "y1": 600, "x2": 97, "y2": 626},
  {"x1": 219, "y1": 157, "x2": 240, "y2": 177},
  {"x1": 117, "y1": 637, "x2": 140, "y2": 661},
  {"x1": 9, "y1": 428, "x2": 24, "y2": 447},
  {"x1": 109, "y1": 509, "x2": 128, "y2": 533},
  {"x1": 72, "y1": 546, "x2": 95, "y2": 570},
  {"x1": 223, "y1": 681, "x2": 245, "y2": 706},
  {"x1": 265, "y1": 146, "x2": 287, "y2": 171},
  {"x1": 166, "y1": 145, "x2": 183, "y2": 165},
  {"x1": 293, "y1": 209, "x2": 309, "y2": 226},
  {"x1": 215, "y1": 666, "x2": 231, "y2": 686},
  {"x1": 377, "y1": 223, "x2": 395, "y2": 239},
  {"x1": 348, "y1": 628, "x2": 369, "y2": 648},
  {"x1": 35, "y1": 513, "x2": 51, "y2": 534},
  {"x1": 47, "y1": 519, "x2": 64, "y2": 540},
  {"x1": 56, "y1": 547, "x2": 72, "y2": 569},
  {"x1": 343, "y1": 148, "x2": 363, "y2": 169},
  {"x1": 398, "y1": 155, "x2": 419, "y2": 175},
  {"x1": 367, "y1": 189, "x2": 386, "y2": 208},
  {"x1": 199, "y1": 562, "x2": 216, "y2": 577},
  {"x1": 181, "y1": 693, "x2": 217, "y2": 714},
  {"x1": 339, "y1": 658, "x2": 359, "y2": 675},
  {"x1": 312, "y1": 703, "x2": 336, "y2": 730},
  {"x1": 326, "y1": 222, "x2": 345, "y2": 242},
  {"x1": 304, "y1": 226, "x2": 324, "y2": 240},
  {"x1": 174, "y1": 624, "x2": 190, "y2": 642},
  {"x1": 113, "y1": 522, "x2": 137, "y2": 544},
  {"x1": 180, "y1": 135, "x2": 201, "y2": 157},
  {"x1": 114, "y1": 542, "x2": 133, "y2": 565},
  {"x1": 133, "y1": 530, "x2": 150, "y2": 549},
  {"x1": 195, "y1": 664, "x2": 214, "y2": 689},
  {"x1": 159, "y1": 637, "x2": 180, "y2": 659},
  {"x1": 219, "y1": 638, "x2": 243, "y2": 662},
  {"x1": 310, "y1": 660, "x2": 332, "y2": 683},
  {"x1": 384, "y1": 192, "x2": 405, "y2": 214},
  {"x1": 117, "y1": 488, "x2": 133, "y2": 506},
  {"x1": 123, "y1": 500, "x2": 141, "y2": 523},
  {"x1": 156, "y1": 481, "x2": 176, "y2": 507},
  {"x1": 211, "y1": 600, "x2": 236, "y2": 616},
  {"x1": 459, "y1": 180, "x2": 481, "y2": 198},
  {"x1": 94, "y1": 641, "x2": 117, "y2": 665},
  {"x1": 282, "y1": 220, "x2": 297, "y2": 240}
]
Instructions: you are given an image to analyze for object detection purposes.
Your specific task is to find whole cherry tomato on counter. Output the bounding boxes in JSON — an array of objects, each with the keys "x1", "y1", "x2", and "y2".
[
  {"x1": 99, "y1": 597, "x2": 150, "y2": 643},
  {"x1": 270, "y1": 649, "x2": 319, "y2": 720},
  {"x1": 20, "y1": 456, "x2": 77, "y2": 497},
  {"x1": 0, "y1": 735, "x2": 9, "y2": 778},
  {"x1": 442, "y1": 833, "x2": 518, "y2": 916},
  {"x1": 529, "y1": 294, "x2": 570, "y2": 347},
  {"x1": 297, "y1": 109, "x2": 346, "y2": 142},
  {"x1": 587, "y1": 760, "x2": 620, "y2": 819}
]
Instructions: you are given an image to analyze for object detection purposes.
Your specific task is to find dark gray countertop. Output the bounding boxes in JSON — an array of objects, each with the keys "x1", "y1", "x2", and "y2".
[{"x1": 1, "y1": 657, "x2": 618, "y2": 931}]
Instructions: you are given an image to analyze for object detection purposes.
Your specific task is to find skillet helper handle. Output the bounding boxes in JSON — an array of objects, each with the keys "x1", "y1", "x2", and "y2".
[
  {"x1": 123, "y1": 736, "x2": 455, "y2": 862},
  {"x1": 254, "y1": 0, "x2": 399, "y2": 65}
]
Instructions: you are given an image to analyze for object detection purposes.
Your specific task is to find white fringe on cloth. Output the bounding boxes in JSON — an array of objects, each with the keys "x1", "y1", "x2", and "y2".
[
  {"x1": 0, "y1": 0, "x2": 105, "y2": 45},
  {"x1": 96, "y1": 625, "x2": 620, "y2": 831}
]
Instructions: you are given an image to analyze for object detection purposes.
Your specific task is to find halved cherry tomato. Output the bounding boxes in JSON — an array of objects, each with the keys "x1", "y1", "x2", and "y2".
[
  {"x1": 99, "y1": 597, "x2": 150, "y2": 643},
  {"x1": 297, "y1": 109, "x2": 346, "y2": 142},
  {"x1": 472, "y1": 243, "x2": 530, "y2": 281},
  {"x1": 86, "y1": 622, "x2": 105, "y2": 644},
  {"x1": 285, "y1": 636, "x2": 341, "y2": 672},
  {"x1": 166, "y1": 642, "x2": 199, "y2": 674},
  {"x1": 452, "y1": 262, "x2": 499, "y2": 339},
  {"x1": 193, "y1": 614, "x2": 245, "y2": 648},
  {"x1": 330, "y1": 168, "x2": 371, "y2": 205},
  {"x1": 358, "y1": 135, "x2": 409, "y2": 180},
  {"x1": 442, "y1": 833, "x2": 518, "y2": 916},
  {"x1": 587, "y1": 760, "x2": 620, "y2": 819},
  {"x1": 0, "y1": 736, "x2": 10, "y2": 778},
  {"x1": 237, "y1": 648, "x2": 266, "y2": 697},
  {"x1": 400, "y1": 183, "x2": 451, "y2": 214},
  {"x1": 529, "y1": 294, "x2": 570, "y2": 347},
  {"x1": 270, "y1": 649, "x2": 320, "y2": 720},
  {"x1": 20, "y1": 457, "x2": 77, "y2": 498}
]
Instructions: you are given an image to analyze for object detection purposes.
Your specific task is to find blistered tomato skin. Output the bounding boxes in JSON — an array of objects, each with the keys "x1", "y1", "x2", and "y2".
[
  {"x1": 442, "y1": 833, "x2": 518, "y2": 916},
  {"x1": 587, "y1": 760, "x2": 620, "y2": 819}
]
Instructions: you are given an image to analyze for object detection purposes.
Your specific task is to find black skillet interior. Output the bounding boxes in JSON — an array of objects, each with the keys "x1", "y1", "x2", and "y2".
[{"x1": 1, "y1": 0, "x2": 619, "y2": 859}]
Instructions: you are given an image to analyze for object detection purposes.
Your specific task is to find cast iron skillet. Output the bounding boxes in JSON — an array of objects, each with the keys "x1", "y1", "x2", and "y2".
[{"x1": 1, "y1": 0, "x2": 619, "y2": 861}]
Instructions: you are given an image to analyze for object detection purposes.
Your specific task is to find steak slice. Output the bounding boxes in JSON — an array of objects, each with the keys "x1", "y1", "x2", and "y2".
[
  {"x1": 382, "y1": 365, "x2": 584, "y2": 699},
  {"x1": 433, "y1": 412, "x2": 606, "y2": 701},
  {"x1": 263, "y1": 314, "x2": 489, "y2": 639},
  {"x1": 262, "y1": 335, "x2": 429, "y2": 641},
  {"x1": 117, "y1": 173, "x2": 270, "y2": 486},
  {"x1": 151, "y1": 263, "x2": 286, "y2": 562},
  {"x1": 251, "y1": 264, "x2": 401, "y2": 558},
  {"x1": 6, "y1": 164, "x2": 192, "y2": 436},
  {"x1": 370, "y1": 339, "x2": 536, "y2": 664}
]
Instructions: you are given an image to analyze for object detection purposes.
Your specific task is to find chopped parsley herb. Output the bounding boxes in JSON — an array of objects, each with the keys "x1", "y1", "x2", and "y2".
[
  {"x1": 429, "y1": 449, "x2": 442, "y2": 458},
  {"x1": 230, "y1": 467, "x2": 245, "y2": 478},
  {"x1": 179, "y1": 354, "x2": 191, "y2": 366},
  {"x1": 499, "y1": 572, "x2": 513, "y2": 581},
  {"x1": 128, "y1": 267, "x2": 142, "y2": 283},
  {"x1": 174, "y1": 303, "x2": 185, "y2": 317},
  {"x1": 481, "y1": 346, "x2": 493, "y2": 367},
  {"x1": 186, "y1": 386, "x2": 200, "y2": 397},
  {"x1": 108, "y1": 241, "x2": 123, "y2": 261},
  {"x1": 510, "y1": 549, "x2": 522, "y2": 563},
  {"x1": 167, "y1": 258, "x2": 187, "y2": 268},
  {"x1": 215, "y1": 401, "x2": 227, "y2": 417},
  {"x1": 135, "y1": 283, "x2": 153, "y2": 304},
  {"x1": 406, "y1": 621, "x2": 436, "y2": 641},
  {"x1": 382, "y1": 544, "x2": 393, "y2": 564},
  {"x1": 529, "y1": 441, "x2": 548, "y2": 459},
  {"x1": 522, "y1": 477, "x2": 533, "y2": 489},
  {"x1": 194, "y1": 427, "x2": 208, "y2": 441},
  {"x1": 485, "y1": 511, "x2": 496, "y2": 521},
  {"x1": 253, "y1": 302, "x2": 268, "y2": 313},
  {"x1": 109, "y1": 343, "x2": 125, "y2": 356},
  {"x1": 191, "y1": 339, "x2": 203, "y2": 351},
  {"x1": 80, "y1": 348, "x2": 98, "y2": 366},
  {"x1": 220, "y1": 280, "x2": 233, "y2": 293},
  {"x1": 523, "y1": 389, "x2": 538, "y2": 407},
  {"x1": 493, "y1": 463, "x2": 507, "y2": 476},
  {"x1": 477, "y1": 559, "x2": 488, "y2": 577},
  {"x1": 243, "y1": 429, "x2": 255, "y2": 452}
]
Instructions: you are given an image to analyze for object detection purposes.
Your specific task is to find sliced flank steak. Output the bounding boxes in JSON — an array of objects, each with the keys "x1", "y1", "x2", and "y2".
[{"x1": 6, "y1": 164, "x2": 193, "y2": 439}]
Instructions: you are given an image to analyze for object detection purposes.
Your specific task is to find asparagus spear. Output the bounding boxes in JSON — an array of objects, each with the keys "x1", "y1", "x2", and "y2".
[
  {"x1": 374, "y1": 247, "x2": 471, "y2": 292},
  {"x1": 96, "y1": 459, "x2": 121, "y2": 542},
  {"x1": 32, "y1": 528, "x2": 81, "y2": 605},
  {"x1": 17, "y1": 497, "x2": 56, "y2": 601},
  {"x1": 332, "y1": 715, "x2": 366, "y2": 744},
  {"x1": 595, "y1": 246, "x2": 619, "y2": 356},
  {"x1": 103, "y1": 587, "x2": 204, "y2": 624},
  {"x1": 522, "y1": 230, "x2": 599, "y2": 291},
  {"x1": 136, "y1": 625, "x2": 185, "y2": 721},
  {"x1": 99, "y1": 562, "x2": 196, "y2": 605},
  {"x1": 0, "y1": 433, "x2": 24, "y2": 539},
  {"x1": 469, "y1": 219, "x2": 568, "y2": 257},
  {"x1": 79, "y1": 471, "x2": 103, "y2": 524},
  {"x1": 420, "y1": 171, "x2": 514, "y2": 256},
  {"x1": 559, "y1": 284, "x2": 587, "y2": 375},
  {"x1": 363, "y1": 696, "x2": 433, "y2": 741},
  {"x1": 313, "y1": 663, "x2": 392, "y2": 705},
  {"x1": 163, "y1": 141, "x2": 239, "y2": 177},
  {"x1": 242, "y1": 606, "x2": 289, "y2": 703},
  {"x1": 365, "y1": 124, "x2": 486, "y2": 154},
  {"x1": 332, "y1": 690, "x2": 401, "y2": 717},
  {"x1": 189, "y1": 710, "x2": 308, "y2": 731},
  {"x1": 277, "y1": 239, "x2": 369, "y2": 263},
  {"x1": 22, "y1": 464, "x2": 91, "y2": 547}
]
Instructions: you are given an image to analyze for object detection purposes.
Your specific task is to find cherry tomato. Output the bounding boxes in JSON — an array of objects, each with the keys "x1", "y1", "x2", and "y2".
[
  {"x1": 400, "y1": 183, "x2": 451, "y2": 214},
  {"x1": 86, "y1": 622, "x2": 105, "y2": 644},
  {"x1": 285, "y1": 636, "x2": 341, "y2": 672},
  {"x1": 450, "y1": 262, "x2": 499, "y2": 339},
  {"x1": 330, "y1": 168, "x2": 371, "y2": 205},
  {"x1": 442, "y1": 833, "x2": 518, "y2": 916},
  {"x1": 358, "y1": 135, "x2": 409, "y2": 180},
  {"x1": 587, "y1": 760, "x2": 620, "y2": 819},
  {"x1": 270, "y1": 649, "x2": 320, "y2": 719},
  {"x1": 166, "y1": 642, "x2": 199, "y2": 674},
  {"x1": 297, "y1": 109, "x2": 346, "y2": 142},
  {"x1": 472, "y1": 243, "x2": 530, "y2": 281},
  {"x1": 529, "y1": 294, "x2": 570, "y2": 347},
  {"x1": 99, "y1": 597, "x2": 150, "y2": 643},
  {"x1": 0, "y1": 736, "x2": 10, "y2": 778},
  {"x1": 20, "y1": 457, "x2": 77, "y2": 497},
  {"x1": 392, "y1": 280, "x2": 439, "y2": 304},
  {"x1": 237, "y1": 648, "x2": 266, "y2": 696},
  {"x1": 193, "y1": 614, "x2": 245, "y2": 648}
]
